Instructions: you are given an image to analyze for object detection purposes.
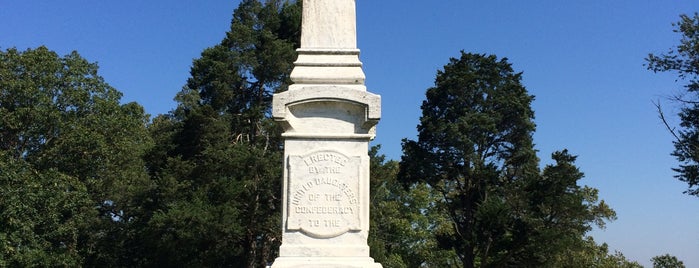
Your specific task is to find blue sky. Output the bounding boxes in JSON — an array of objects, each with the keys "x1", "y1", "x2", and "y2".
[{"x1": 2, "y1": 1, "x2": 698, "y2": 266}]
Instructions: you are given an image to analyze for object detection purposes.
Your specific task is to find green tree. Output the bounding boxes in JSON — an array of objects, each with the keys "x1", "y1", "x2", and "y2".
[
  {"x1": 550, "y1": 237, "x2": 643, "y2": 268},
  {"x1": 522, "y1": 150, "x2": 617, "y2": 266},
  {"x1": 399, "y1": 52, "x2": 615, "y2": 267},
  {"x1": 142, "y1": 0, "x2": 301, "y2": 266},
  {"x1": 0, "y1": 46, "x2": 152, "y2": 266},
  {"x1": 647, "y1": 13, "x2": 699, "y2": 196},
  {"x1": 399, "y1": 52, "x2": 538, "y2": 268},
  {"x1": 652, "y1": 254, "x2": 686, "y2": 268},
  {"x1": 369, "y1": 146, "x2": 459, "y2": 268},
  {"x1": 0, "y1": 153, "x2": 94, "y2": 267}
]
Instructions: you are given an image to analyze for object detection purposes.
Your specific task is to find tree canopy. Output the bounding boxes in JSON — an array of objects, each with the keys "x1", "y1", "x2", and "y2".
[
  {"x1": 3, "y1": 1, "x2": 684, "y2": 267},
  {"x1": 399, "y1": 52, "x2": 617, "y2": 268},
  {"x1": 652, "y1": 254, "x2": 686, "y2": 268},
  {"x1": 139, "y1": 0, "x2": 301, "y2": 266},
  {"x1": 0, "y1": 46, "x2": 152, "y2": 266},
  {"x1": 647, "y1": 13, "x2": 699, "y2": 197}
]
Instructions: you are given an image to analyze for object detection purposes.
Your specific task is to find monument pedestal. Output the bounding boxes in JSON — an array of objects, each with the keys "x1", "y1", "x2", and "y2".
[
  {"x1": 270, "y1": 86, "x2": 381, "y2": 268},
  {"x1": 270, "y1": 1, "x2": 382, "y2": 267},
  {"x1": 271, "y1": 257, "x2": 382, "y2": 268}
]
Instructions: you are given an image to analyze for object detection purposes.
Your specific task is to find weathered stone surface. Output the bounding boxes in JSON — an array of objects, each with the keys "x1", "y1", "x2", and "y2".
[
  {"x1": 290, "y1": 49, "x2": 366, "y2": 86},
  {"x1": 286, "y1": 151, "x2": 362, "y2": 238},
  {"x1": 289, "y1": 0, "x2": 364, "y2": 86},
  {"x1": 269, "y1": 0, "x2": 382, "y2": 267},
  {"x1": 301, "y1": 0, "x2": 357, "y2": 49},
  {"x1": 273, "y1": 85, "x2": 380, "y2": 138}
]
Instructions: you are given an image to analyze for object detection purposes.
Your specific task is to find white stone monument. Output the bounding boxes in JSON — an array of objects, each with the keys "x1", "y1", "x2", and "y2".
[{"x1": 269, "y1": 0, "x2": 382, "y2": 267}]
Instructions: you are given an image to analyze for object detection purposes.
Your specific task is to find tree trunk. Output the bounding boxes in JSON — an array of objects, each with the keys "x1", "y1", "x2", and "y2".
[{"x1": 462, "y1": 245, "x2": 475, "y2": 268}]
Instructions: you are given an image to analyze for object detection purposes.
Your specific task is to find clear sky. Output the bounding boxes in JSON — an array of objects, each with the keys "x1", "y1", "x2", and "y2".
[{"x1": 2, "y1": 1, "x2": 698, "y2": 266}]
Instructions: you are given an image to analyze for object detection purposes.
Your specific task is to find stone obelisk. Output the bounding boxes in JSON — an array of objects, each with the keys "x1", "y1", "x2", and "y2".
[{"x1": 269, "y1": 0, "x2": 382, "y2": 267}]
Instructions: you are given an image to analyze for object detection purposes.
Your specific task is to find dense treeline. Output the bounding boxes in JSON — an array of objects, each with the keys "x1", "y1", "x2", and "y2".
[
  {"x1": 0, "y1": 46, "x2": 153, "y2": 266},
  {"x1": 0, "y1": 1, "x2": 690, "y2": 267}
]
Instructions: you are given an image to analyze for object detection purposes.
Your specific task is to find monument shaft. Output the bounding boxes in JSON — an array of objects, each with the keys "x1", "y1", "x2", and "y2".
[
  {"x1": 270, "y1": 0, "x2": 382, "y2": 267},
  {"x1": 301, "y1": 0, "x2": 356, "y2": 48}
]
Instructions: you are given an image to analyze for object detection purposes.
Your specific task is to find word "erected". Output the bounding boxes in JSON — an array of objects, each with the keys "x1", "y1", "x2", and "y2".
[{"x1": 303, "y1": 152, "x2": 349, "y2": 167}]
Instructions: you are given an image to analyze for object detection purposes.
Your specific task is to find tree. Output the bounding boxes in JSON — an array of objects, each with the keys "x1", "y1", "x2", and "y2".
[
  {"x1": 369, "y1": 146, "x2": 459, "y2": 268},
  {"x1": 647, "y1": 13, "x2": 699, "y2": 196},
  {"x1": 399, "y1": 52, "x2": 615, "y2": 267},
  {"x1": 652, "y1": 254, "x2": 686, "y2": 268},
  {"x1": 0, "y1": 153, "x2": 94, "y2": 267},
  {"x1": 0, "y1": 46, "x2": 152, "y2": 266},
  {"x1": 522, "y1": 150, "x2": 617, "y2": 265},
  {"x1": 549, "y1": 236, "x2": 643, "y2": 268},
  {"x1": 141, "y1": 0, "x2": 301, "y2": 266},
  {"x1": 399, "y1": 52, "x2": 538, "y2": 267}
]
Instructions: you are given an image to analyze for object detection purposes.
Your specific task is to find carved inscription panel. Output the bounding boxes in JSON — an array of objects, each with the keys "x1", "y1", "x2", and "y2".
[{"x1": 287, "y1": 150, "x2": 361, "y2": 238}]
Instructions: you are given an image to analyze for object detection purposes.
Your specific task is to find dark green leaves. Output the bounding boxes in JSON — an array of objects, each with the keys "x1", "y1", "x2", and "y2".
[
  {"x1": 400, "y1": 52, "x2": 616, "y2": 267},
  {"x1": 647, "y1": 13, "x2": 699, "y2": 92},
  {"x1": 0, "y1": 46, "x2": 152, "y2": 266},
  {"x1": 0, "y1": 154, "x2": 93, "y2": 267},
  {"x1": 652, "y1": 254, "x2": 686, "y2": 268},
  {"x1": 400, "y1": 52, "x2": 539, "y2": 267},
  {"x1": 647, "y1": 13, "x2": 699, "y2": 196},
  {"x1": 140, "y1": 1, "x2": 300, "y2": 266}
]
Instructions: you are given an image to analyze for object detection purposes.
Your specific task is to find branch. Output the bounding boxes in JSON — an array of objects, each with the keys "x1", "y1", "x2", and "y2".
[
  {"x1": 657, "y1": 100, "x2": 699, "y2": 165},
  {"x1": 669, "y1": 93, "x2": 699, "y2": 105},
  {"x1": 655, "y1": 100, "x2": 683, "y2": 144}
]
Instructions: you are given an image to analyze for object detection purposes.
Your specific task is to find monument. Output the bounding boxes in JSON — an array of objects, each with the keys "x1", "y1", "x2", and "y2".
[{"x1": 269, "y1": 0, "x2": 382, "y2": 267}]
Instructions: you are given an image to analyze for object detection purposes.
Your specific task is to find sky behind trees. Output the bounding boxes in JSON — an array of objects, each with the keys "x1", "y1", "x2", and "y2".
[{"x1": 2, "y1": 1, "x2": 698, "y2": 266}]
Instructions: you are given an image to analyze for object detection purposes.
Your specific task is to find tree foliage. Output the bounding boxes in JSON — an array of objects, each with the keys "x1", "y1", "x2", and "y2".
[
  {"x1": 652, "y1": 254, "x2": 686, "y2": 268},
  {"x1": 0, "y1": 153, "x2": 93, "y2": 267},
  {"x1": 548, "y1": 236, "x2": 644, "y2": 268},
  {"x1": 369, "y1": 146, "x2": 459, "y2": 268},
  {"x1": 1, "y1": 3, "x2": 652, "y2": 267},
  {"x1": 399, "y1": 52, "x2": 616, "y2": 267},
  {"x1": 647, "y1": 13, "x2": 699, "y2": 196},
  {"x1": 140, "y1": 0, "x2": 301, "y2": 266},
  {"x1": 0, "y1": 46, "x2": 152, "y2": 266}
]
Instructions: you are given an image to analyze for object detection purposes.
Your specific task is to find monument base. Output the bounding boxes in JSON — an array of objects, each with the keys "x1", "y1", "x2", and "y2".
[
  {"x1": 269, "y1": 257, "x2": 383, "y2": 268},
  {"x1": 271, "y1": 0, "x2": 382, "y2": 266}
]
